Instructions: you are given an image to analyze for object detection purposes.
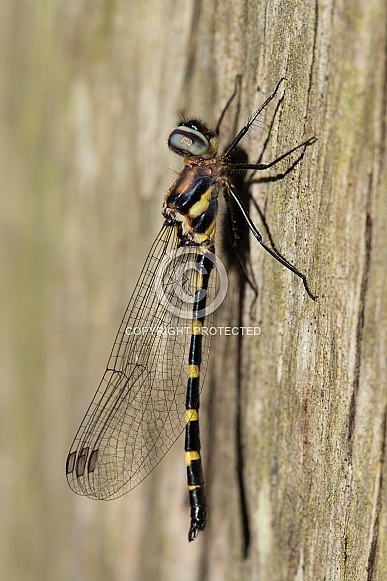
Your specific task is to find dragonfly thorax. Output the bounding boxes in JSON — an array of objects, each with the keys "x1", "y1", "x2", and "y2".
[{"x1": 163, "y1": 165, "x2": 219, "y2": 247}]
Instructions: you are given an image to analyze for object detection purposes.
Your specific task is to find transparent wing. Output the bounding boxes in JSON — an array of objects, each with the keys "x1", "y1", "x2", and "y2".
[{"x1": 66, "y1": 225, "x2": 217, "y2": 500}]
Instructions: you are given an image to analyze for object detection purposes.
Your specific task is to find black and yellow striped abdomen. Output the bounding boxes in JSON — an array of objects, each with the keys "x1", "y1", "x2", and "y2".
[
  {"x1": 163, "y1": 164, "x2": 218, "y2": 540},
  {"x1": 184, "y1": 254, "x2": 213, "y2": 541}
]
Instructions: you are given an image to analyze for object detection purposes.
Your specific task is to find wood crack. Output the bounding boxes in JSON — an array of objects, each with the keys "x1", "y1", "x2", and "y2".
[{"x1": 366, "y1": 406, "x2": 387, "y2": 580}]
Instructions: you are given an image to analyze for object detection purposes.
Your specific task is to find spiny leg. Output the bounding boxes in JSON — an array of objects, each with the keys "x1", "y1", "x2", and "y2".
[
  {"x1": 225, "y1": 183, "x2": 317, "y2": 300},
  {"x1": 223, "y1": 187, "x2": 258, "y2": 298},
  {"x1": 225, "y1": 136, "x2": 317, "y2": 172},
  {"x1": 223, "y1": 77, "x2": 286, "y2": 157}
]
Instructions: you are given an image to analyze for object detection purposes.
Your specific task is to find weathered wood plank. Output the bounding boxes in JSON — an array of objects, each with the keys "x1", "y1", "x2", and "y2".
[{"x1": 1, "y1": 1, "x2": 386, "y2": 580}]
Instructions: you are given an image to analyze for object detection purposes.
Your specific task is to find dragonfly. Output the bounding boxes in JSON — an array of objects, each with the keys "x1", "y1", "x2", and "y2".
[{"x1": 66, "y1": 78, "x2": 316, "y2": 541}]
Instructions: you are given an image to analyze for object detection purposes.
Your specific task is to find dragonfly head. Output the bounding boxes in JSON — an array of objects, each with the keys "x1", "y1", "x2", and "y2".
[{"x1": 168, "y1": 119, "x2": 219, "y2": 159}]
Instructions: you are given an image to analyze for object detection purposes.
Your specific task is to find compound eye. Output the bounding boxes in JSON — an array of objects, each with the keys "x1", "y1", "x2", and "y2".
[{"x1": 168, "y1": 126, "x2": 209, "y2": 156}]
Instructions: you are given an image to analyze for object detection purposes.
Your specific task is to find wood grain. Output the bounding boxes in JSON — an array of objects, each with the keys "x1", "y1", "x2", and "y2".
[{"x1": 1, "y1": 1, "x2": 386, "y2": 580}]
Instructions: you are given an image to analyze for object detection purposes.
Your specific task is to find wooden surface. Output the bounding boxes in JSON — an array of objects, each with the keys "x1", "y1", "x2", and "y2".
[{"x1": 1, "y1": 1, "x2": 386, "y2": 580}]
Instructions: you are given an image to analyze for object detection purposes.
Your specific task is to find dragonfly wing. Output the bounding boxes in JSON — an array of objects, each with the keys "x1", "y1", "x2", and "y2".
[{"x1": 66, "y1": 225, "x2": 218, "y2": 499}]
